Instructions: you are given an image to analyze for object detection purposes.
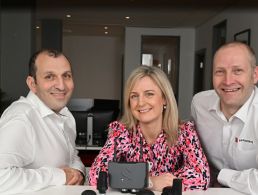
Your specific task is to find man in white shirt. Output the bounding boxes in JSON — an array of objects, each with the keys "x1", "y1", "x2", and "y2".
[
  {"x1": 191, "y1": 42, "x2": 258, "y2": 195},
  {"x1": 0, "y1": 49, "x2": 85, "y2": 194}
]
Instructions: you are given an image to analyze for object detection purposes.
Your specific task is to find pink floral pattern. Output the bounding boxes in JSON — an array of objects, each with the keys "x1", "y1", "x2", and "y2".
[{"x1": 88, "y1": 121, "x2": 210, "y2": 191}]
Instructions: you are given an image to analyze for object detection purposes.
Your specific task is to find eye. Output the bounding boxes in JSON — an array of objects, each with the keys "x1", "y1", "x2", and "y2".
[
  {"x1": 145, "y1": 92, "x2": 154, "y2": 98},
  {"x1": 45, "y1": 74, "x2": 54, "y2": 80},
  {"x1": 63, "y1": 72, "x2": 73, "y2": 79},
  {"x1": 233, "y1": 68, "x2": 243, "y2": 75},
  {"x1": 130, "y1": 94, "x2": 138, "y2": 100},
  {"x1": 214, "y1": 69, "x2": 224, "y2": 76}
]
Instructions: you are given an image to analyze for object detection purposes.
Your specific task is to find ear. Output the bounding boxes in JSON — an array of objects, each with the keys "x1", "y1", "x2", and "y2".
[
  {"x1": 26, "y1": 76, "x2": 37, "y2": 93},
  {"x1": 162, "y1": 96, "x2": 167, "y2": 106},
  {"x1": 253, "y1": 66, "x2": 258, "y2": 84}
]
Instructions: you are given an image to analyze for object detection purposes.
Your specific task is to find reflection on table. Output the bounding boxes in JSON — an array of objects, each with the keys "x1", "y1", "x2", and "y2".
[{"x1": 17, "y1": 185, "x2": 245, "y2": 195}]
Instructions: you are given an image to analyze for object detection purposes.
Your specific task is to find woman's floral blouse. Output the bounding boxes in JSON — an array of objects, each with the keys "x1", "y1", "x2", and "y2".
[{"x1": 89, "y1": 121, "x2": 210, "y2": 191}]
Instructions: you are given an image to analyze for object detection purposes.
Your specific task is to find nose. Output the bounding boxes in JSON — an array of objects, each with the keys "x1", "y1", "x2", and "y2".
[
  {"x1": 223, "y1": 72, "x2": 234, "y2": 85},
  {"x1": 137, "y1": 95, "x2": 145, "y2": 106},
  {"x1": 54, "y1": 77, "x2": 65, "y2": 90}
]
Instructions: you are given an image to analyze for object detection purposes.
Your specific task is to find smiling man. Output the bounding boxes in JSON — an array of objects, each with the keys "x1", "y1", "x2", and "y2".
[
  {"x1": 0, "y1": 49, "x2": 85, "y2": 194},
  {"x1": 191, "y1": 41, "x2": 258, "y2": 194}
]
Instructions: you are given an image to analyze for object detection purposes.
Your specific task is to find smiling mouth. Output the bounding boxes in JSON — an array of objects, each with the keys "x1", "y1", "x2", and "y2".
[
  {"x1": 51, "y1": 92, "x2": 66, "y2": 97},
  {"x1": 222, "y1": 88, "x2": 240, "y2": 93},
  {"x1": 138, "y1": 108, "x2": 151, "y2": 113}
]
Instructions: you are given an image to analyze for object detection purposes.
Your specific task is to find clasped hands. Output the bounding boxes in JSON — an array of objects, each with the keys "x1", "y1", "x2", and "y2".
[{"x1": 62, "y1": 167, "x2": 84, "y2": 185}]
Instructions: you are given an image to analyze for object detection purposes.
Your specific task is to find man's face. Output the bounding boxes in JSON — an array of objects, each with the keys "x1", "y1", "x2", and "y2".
[
  {"x1": 27, "y1": 53, "x2": 74, "y2": 113},
  {"x1": 213, "y1": 44, "x2": 258, "y2": 113}
]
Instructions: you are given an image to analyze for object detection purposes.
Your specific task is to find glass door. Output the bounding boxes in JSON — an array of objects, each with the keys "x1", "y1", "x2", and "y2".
[{"x1": 141, "y1": 35, "x2": 180, "y2": 101}]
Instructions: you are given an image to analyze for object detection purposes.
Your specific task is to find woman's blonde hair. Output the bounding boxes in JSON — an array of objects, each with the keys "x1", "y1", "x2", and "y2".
[{"x1": 120, "y1": 65, "x2": 179, "y2": 145}]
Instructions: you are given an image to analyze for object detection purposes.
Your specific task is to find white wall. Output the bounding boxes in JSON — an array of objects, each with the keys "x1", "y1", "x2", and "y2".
[
  {"x1": 63, "y1": 35, "x2": 123, "y2": 101},
  {"x1": 124, "y1": 27, "x2": 195, "y2": 120},
  {"x1": 196, "y1": 8, "x2": 258, "y2": 89}
]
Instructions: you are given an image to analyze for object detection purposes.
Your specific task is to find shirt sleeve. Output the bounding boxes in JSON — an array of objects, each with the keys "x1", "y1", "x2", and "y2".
[
  {"x1": 0, "y1": 118, "x2": 66, "y2": 194},
  {"x1": 70, "y1": 147, "x2": 86, "y2": 176},
  {"x1": 174, "y1": 121, "x2": 210, "y2": 190},
  {"x1": 218, "y1": 168, "x2": 258, "y2": 194},
  {"x1": 0, "y1": 166, "x2": 65, "y2": 194},
  {"x1": 190, "y1": 96, "x2": 198, "y2": 121}
]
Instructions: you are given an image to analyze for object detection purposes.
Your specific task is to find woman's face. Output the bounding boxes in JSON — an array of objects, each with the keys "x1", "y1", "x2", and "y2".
[{"x1": 129, "y1": 76, "x2": 166, "y2": 126}]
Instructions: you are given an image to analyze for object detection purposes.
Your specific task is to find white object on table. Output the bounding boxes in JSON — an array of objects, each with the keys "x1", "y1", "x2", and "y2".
[{"x1": 17, "y1": 186, "x2": 245, "y2": 195}]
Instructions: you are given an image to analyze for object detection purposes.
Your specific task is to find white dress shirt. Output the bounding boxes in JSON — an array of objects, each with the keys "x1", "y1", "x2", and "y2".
[
  {"x1": 191, "y1": 87, "x2": 258, "y2": 195},
  {"x1": 0, "y1": 91, "x2": 85, "y2": 194}
]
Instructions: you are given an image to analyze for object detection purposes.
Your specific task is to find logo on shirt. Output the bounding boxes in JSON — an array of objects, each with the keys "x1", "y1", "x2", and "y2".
[{"x1": 235, "y1": 137, "x2": 254, "y2": 144}]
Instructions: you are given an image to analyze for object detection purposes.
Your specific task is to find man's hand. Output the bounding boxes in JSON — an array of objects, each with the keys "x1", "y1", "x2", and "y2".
[
  {"x1": 61, "y1": 167, "x2": 84, "y2": 185},
  {"x1": 150, "y1": 173, "x2": 176, "y2": 192}
]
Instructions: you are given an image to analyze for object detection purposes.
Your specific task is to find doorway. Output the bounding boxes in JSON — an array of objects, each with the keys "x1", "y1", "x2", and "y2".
[
  {"x1": 141, "y1": 36, "x2": 180, "y2": 101},
  {"x1": 212, "y1": 20, "x2": 227, "y2": 55}
]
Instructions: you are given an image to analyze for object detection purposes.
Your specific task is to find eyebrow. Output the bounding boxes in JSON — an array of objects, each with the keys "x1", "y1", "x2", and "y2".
[
  {"x1": 63, "y1": 71, "x2": 73, "y2": 74},
  {"x1": 130, "y1": 89, "x2": 155, "y2": 93},
  {"x1": 43, "y1": 70, "x2": 72, "y2": 75}
]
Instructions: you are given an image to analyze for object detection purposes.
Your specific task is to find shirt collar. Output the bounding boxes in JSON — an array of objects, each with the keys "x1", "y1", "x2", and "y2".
[
  {"x1": 234, "y1": 89, "x2": 255, "y2": 122},
  {"x1": 26, "y1": 91, "x2": 69, "y2": 118},
  {"x1": 208, "y1": 92, "x2": 220, "y2": 112},
  {"x1": 135, "y1": 124, "x2": 165, "y2": 145},
  {"x1": 208, "y1": 88, "x2": 255, "y2": 123}
]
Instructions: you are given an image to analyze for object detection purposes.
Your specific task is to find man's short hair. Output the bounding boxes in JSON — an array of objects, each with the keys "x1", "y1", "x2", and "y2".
[{"x1": 28, "y1": 49, "x2": 70, "y2": 80}]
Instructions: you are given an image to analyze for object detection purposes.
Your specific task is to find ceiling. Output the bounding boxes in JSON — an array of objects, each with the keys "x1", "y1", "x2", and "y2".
[{"x1": 12, "y1": 0, "x2": 258, "y2": 36}]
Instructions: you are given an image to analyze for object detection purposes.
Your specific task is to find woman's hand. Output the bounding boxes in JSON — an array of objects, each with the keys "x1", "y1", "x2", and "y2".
[{"x1": 149, "y1": 173, "x2": 176, "y2": 192}]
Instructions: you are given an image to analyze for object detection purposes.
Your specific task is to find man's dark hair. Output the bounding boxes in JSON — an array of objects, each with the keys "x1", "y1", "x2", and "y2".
[{"x1": 28, "y1": 49, "x2": 71, "y2": 80}]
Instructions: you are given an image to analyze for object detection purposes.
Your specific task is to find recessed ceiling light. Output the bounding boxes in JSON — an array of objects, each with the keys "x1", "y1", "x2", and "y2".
[
  {"x1": 104, "y1": 26, "x2": 108, "y2": 30},
  {"x1": 66, "y1": 14, "x2": 71, "y2": 18},
  {"x1": 105, "y1": 31, "x2": 108, "y2": 34},
  {"x1": 125, "y1": 16, "x2": 130, "y2": 20}
]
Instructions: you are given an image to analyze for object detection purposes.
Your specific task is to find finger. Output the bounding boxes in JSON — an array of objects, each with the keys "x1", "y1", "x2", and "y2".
[
  {"x1": 67, "y1": 175, "x2": 78, "y2": 185},
  {"x1": 68, "y1": 171, "x2": 83, "y2": 185},
  {"x1": 74, "y1": 174, "x2": 83, "y2": 184},
  {"x1": 73, "y1": 174, "x2": 82, "y2": 185},
  {"x1": 75, "y1": 178, "x2": 83, "y2": 185}
]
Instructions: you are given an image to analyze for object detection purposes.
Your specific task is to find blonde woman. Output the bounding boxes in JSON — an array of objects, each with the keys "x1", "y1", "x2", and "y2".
[{"x1": 89, "y1": 65, "x2": 210, "y2": 191}]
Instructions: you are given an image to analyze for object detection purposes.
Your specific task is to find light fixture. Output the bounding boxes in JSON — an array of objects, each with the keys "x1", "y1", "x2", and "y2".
[
  {"x1": 66, "y1": 14, "x2": 71, "y2": 18},
  {"x1": 36, "y1": 26, "x2": 40, "y2": 29},
  {"x1": 125, "y1": 16, "x2": 130, "y2": 20},
  {"x1": 105, "y1": 31, "x2": 108, "y2": 34},
  {"x1": 104, "y1": 26, "x2": 108, "y2": 30}
]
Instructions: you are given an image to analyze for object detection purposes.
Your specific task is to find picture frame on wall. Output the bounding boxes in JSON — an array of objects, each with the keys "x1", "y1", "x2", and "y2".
[{"x1": 234, "y1": 29, "x2": 251, "y2": 45}]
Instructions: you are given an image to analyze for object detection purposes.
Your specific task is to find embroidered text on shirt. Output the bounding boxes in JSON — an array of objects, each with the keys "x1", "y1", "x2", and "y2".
[{"x1": 235, "y1": 137, "x2": 253, "y2": 144}]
